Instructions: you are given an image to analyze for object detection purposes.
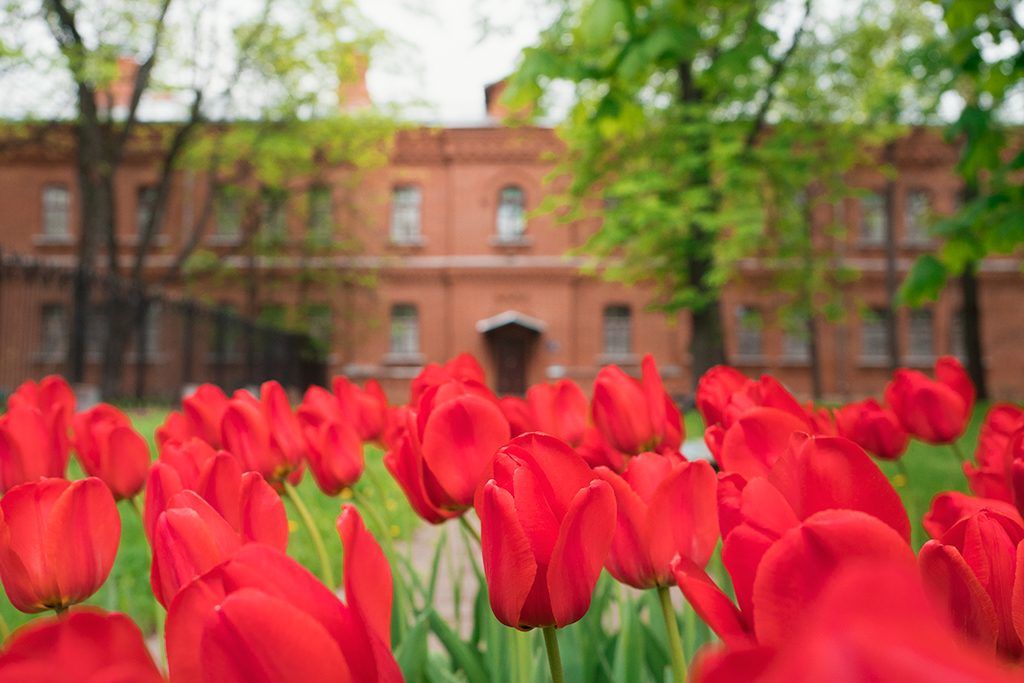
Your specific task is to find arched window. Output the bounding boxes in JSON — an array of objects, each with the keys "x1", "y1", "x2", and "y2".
[
  {"x1": 390, "y1": 304, "x2": 420, "y2": 355},
  {"x1": 496, "y1": 185, "x2": 526, "y2": 242},
  {"x1": 602, "y1": 304, "x2": 631, "y2": 356}
]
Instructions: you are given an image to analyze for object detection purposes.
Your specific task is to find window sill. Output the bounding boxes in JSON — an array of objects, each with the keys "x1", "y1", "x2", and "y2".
[
  {"x1": 389, "y1": 237, "x2": 426, "y2": 249},
  {"x1": 124, "y1": 235, "x2": 170, "y2": 247},
  {"x1": 904, "y1": 355, "x2": 934, "y2": 368},
  {"x1": 382, "y1": 352, "x2": 424, "y2": 366},
  {"x1": 490, "y1": 235, "x2": 533, "y2": 249},
  {"x1": 732, "y1": 354, "x2": 767, "y2": 366},
  {"x1": 33, "y1": 235, "x2": 74, "y2": 247},
  {"x1": 597, "y1": 353, "x2": 638, "y2": 367},
  {"x1": 857, "y1": 357, "x2": 891, "y2": 368}
]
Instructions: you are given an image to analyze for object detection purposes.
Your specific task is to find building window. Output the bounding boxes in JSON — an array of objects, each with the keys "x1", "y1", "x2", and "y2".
[
  {"x1": 389, "y1": 304, "x2": 419, "y2": 355},
  {"x1": 136, "y1": 185, "x2": 160, "y2": 236},
  {"x1": 602, "y1": 305, "x2": 632, "y2": 356},
  {"x1": 86, "y1": 305, "x2": 109, "y2": 358},
  {"x1": 905, "y1": 189, "x2": 931, "y2": 245},
  {"x1": 907, "y1": 308, "x2": 934, "y2": 362},
  {"x1": 214, "y1": 188, "x2": 242, "y2": 241},
  {"x1": 780, "y1": 313, "x2": 811, "y2": 363},
  {"x1": 135, "y1": 302, "x2": 161, "y2": 359},
  {"x1": 41, "y1": 185, "x2": 71, "y2": 239},
  {"x1": 950, "y1": 309, "x2": 966, "y2": 359},
  {"x1": 860, "y1": 307, "x2": 889, "y2": 363},
  {"x1": 496, "y1": 186, "x2": 526, "y2": 242},
  {"x1": 859, "y1": 191, "x2": 886, "y2": 246},
  {"x1": 261, "y1": 188, "x2": 287, "y2": 242},
  {"x1": 390, "y1": 186, "x2": 422, "y2": 244},
  {"x1": 40, "y1": 304, "x2": 66, "y2": 359},
  {"x1": 735, "y1": 305, "x2": 763, "y2": 359},
  {"x1": 307, "y1": 185, "x2": 333, "y2": 241}
]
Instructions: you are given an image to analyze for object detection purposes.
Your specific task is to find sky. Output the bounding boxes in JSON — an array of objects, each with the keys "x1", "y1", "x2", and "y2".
[{"x1": 358, "y1": 0, "x2": 552, "y2": 123}]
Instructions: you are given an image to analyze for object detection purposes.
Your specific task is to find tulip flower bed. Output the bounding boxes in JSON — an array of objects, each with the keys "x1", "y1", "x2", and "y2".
[{"x1": 0, "y1": 353, "x2": 1021, "y2": 681}]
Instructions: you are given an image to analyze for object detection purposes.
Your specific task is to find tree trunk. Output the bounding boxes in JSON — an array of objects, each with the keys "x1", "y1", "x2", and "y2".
[
  {"x1": 960, "y1": 260, "x2": 988, "y2": 399},
  {"x1": 690, "y1": 302, "x2": 725, "y2": 389}
]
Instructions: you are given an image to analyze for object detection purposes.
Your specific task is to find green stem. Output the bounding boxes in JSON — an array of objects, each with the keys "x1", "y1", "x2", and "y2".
[
  {"x1": 459, "y1": 514, "x2": 482, "y2": 547},
  {"x1": 516, "y1": 628, "x2": 532, "y2": 683},
  {"x1": 283, "y1": 482, "x2": 336, "y2": 590},
  {"x1": 126, "y1": 495, "x2": 144, "y2": 518},
  {"x1": 657, "y1": 585, "x2": 688, "y2": 683},
  {"x1": 542, "y1": 627, "x2": 565, "y2": 683},
  {"x1": 950, "y1": 441, "x2": 966, "y2": 463}
]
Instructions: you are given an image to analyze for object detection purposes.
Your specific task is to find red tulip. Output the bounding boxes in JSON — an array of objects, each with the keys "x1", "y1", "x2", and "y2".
[
  {"x1": 477, "y1": 433, "x2": 616, "y2": 629},
  {"x1": 410, "y1": 352, "x2": 486, "y2": 403},
  {"x1": 183, "y1": 383, "x2": 230, "y2": 446},
  {"x1": 384, "y1": 380, "x2": 510, "y2": 523},
  {"x1": 919, "y1": 509, "x2": 1024, "y2": 658},
  {"x1": 576, "y1": 425, "x2": 627, "y2": 471},
  {"x1": 922, "y1": 491, "x2": 1023, "y2": 539},
  {"x1": 595, "y1": 452, "x2": 718, "y2": 588},
  {"x1": 303, "y1": 417, "x2": 365, "y2": 495},
  {"x1": 884, "y1": 355, "x2": 975, "y2": 444},
  {"x1": 0, "y1": 477, "x2": 120, "y2": 613},
  {"x1": 0, "y1": 404, "x2": 68, "y2": 494},
  {"x1": 0, "y1": 608, "x2": 163, "y2": 682},
  {"x1": 712, "y1": 407, "x2": 809, "y2": 480},
  {"x1": 499, "y1": 396, "x2": 534, "y2": 437},
  {"x1": 674, "y1": 435, "x2": 910, "y2": 645},
  {"x1": 592, "y1": 354, "x2": 682, "y2": 456},
  {"x1": 333, "y1": 376, "x2": 389, "y2": 442},
  {"x1": 6, "y1": 375, "x2": 75, "y2": 468},
  {"x1": 527, "y1": 379, "x2": 589, "y2": 447},
  {"x1": 691, "y1": 561, "x2": 1020, "y2": 683},
  {"x1": 221, "y1": 384, "x2": 305, "y2": 483},
  {"x1": 964, "y1": 404, "x2": 1024, "y2": 503},
  {"x1": 149, "y1": 453, "x2": 288, "y2": 607},
  {"x1": 697, "y1": 368, "x2": 808, "y2": 430},
  {"x1": 165, "y1": 508, "x2": 401, "y2": 682},
  {"x1": 71, "y1": 404, "x2": 150, "y2": 500},
  {"x1": 695, "y1": 365, "x2": 750, "y2": 427},
  {"x1": 835, "y1": 398, "x2": 910, "y2": 461},
  {"x1": 676, "y1": 509, "x2": 913, "y2": 648}
]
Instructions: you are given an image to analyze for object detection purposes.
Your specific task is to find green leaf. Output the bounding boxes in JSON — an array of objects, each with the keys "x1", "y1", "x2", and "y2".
[
  {"x1": 427, "y1": 609, "x2": 490, "y2": 683},
  {"x1": 899, "y1": 255, "x2": 948, "y2": 306},
  {"x1": 395, "y1": 612, "x2": 431, "y2": 681}
]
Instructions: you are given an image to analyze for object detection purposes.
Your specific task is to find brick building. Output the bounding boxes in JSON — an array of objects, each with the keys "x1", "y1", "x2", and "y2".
[{"x1": 1, "y1": 85, "x2": 1022, "y2": 402}]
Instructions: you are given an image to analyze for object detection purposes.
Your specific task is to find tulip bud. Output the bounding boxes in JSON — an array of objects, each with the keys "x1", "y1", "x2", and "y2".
[
  {"x1": 0, "y1": 477, "x2": 120, "y2": 613},
  {"x1": 884, "y1": 356, "x2": 975, "y2": 444},
  {"x1": 72, "y1": 404, "x2": 150, "y2": 500}
]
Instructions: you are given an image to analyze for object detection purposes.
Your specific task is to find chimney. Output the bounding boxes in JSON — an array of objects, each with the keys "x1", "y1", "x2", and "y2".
[
  {"x1": 338, "y1": 53, "x2": 371, "y2": 112},
  {"x1": 97, "y1": 56, "x2": 139, "y2": 116},
  {"x1": 485, "y1": 78, "x2": 533, "y2": 123}
]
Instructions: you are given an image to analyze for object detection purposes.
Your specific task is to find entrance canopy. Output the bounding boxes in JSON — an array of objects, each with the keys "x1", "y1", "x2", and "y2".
[{"x1": 475, "y1": 310, "x2": 546, "y2": 336}]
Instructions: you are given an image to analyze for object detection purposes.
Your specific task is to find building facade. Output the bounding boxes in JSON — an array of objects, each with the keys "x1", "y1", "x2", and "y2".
[{"x1": 1, "y1": 98, "x2": 1022, "y2": 402}]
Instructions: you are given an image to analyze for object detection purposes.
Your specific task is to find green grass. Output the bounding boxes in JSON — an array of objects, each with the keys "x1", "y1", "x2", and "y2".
[{"x1": 0, "y1": 404, "x2": 988, "y2": 636}]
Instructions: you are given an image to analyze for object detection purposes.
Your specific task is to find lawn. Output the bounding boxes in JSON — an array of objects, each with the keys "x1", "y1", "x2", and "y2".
[{"x1": 0, "y1": 404, "x2": 982, "y2": 635}]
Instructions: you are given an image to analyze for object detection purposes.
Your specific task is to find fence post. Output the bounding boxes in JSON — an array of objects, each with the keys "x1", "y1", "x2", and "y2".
[
  {"x1": 214, "y1": 307, "x2": 227, "y2": 389},
  {"x1": 181, "y1": 302, "x2": 195, "y2": 397},
  {"x1": 134, "y1": 292, "x2": 148, "y2": 401}
]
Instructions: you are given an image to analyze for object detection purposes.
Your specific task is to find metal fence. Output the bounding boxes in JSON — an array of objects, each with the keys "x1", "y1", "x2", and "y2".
[{"x1": 0, "y1": 249, "x2": 325, "y2": 403}]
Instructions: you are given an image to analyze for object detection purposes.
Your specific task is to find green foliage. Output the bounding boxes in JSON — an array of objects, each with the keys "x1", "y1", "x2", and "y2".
[
  {"x1": 507, "y1": 0, "x2": 943, "y2": 325},
  {"x1": 901, "y1": 0, "x2": 1024, "y2": 302}
]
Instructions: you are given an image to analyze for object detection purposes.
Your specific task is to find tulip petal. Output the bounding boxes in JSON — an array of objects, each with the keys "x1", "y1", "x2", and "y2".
[
  {"x1": 46, "y1": 478, "x2": 121, "y2": 609},
  {"x1": 196, "y1": 453, "x2": 244, "y2": 530},
  {"x1": 238, "y1": 472, "x2": 288, "y2": 550},
  {"x1": 338, "y1": 505, "x2": 392, "y2": 647},
  {"x1": 919, "y1": 540, "x2": 1000, "y2": 651},
  {"x1": 751, "y1": 509, "x2": 915, "y2": 646},
  {"x1": 646, "y1": 460, "x2": 719, "y2": 581},
  {"x1": 421, "y1": 394, "x2": 510, "y2": 506},
  {"x1": 479, "y1": 481, "x2": 537, "y2": 629},
  {"x1": 200, "y1": 588, "x2": 353, "y2": 683},
  {"x1": 594, "y1": 466, "x2": 655, "y2": 589},
  {"x1": 547, "y1": 480, "x2": 617, "y2": 628},
  {"x1": 718, "y1": 407, "x2": 808, "y2": 480},
  {"x1": 769, "y1": 435, "x2": 911, "y2": 542},
  {"x1": 672, "y1": 557, "x2": 752, "y2": 647}
]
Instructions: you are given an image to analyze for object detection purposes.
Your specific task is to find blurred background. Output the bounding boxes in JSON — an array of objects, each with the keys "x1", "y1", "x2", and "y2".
[{"x1": 0, "y1": 0, "x2": 1021, "y2": 406}]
